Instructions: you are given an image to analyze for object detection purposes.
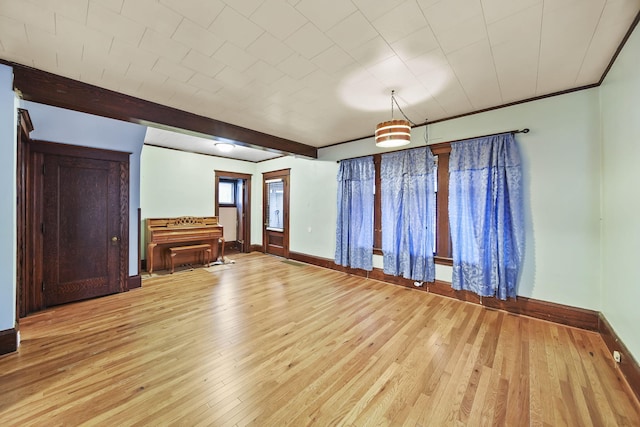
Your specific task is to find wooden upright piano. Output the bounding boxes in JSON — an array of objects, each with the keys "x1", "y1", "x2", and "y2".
[{"x1": 146, "y1": 216, "x2": 224, "y2": 273}]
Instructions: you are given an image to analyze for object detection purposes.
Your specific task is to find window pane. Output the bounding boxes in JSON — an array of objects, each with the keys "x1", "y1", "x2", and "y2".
[
  {"x1": 219, "y1": 181, "x2": 235, "y2": 205},
  {"x1": 266, "y1": 180, "x2": 284, "y2": 230}
]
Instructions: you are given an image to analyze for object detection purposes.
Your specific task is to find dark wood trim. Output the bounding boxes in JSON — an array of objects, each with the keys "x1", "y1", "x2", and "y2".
[
  {"x1": 119, "y1": 162, "x2": 130, "y2": 293},
  {"x1": 18, "y1": 108, "x2": 34, "y2": 132},
  {"x1": 137, "y1": 208, "x2": 142, "y2": 277},
  {"x1": 598, "y1": 313, "x2": 640, "y2": 402},
  {"x1": 434, "y1": 256, "x2": 453, "y2": 266},
  {"x1": 224, "y1": 241, "x2": 239, "y2": 251},
  {"x1": 214, "y1": 170, "x2": 252, "y2": 254},
  {"x1": 128, "y1": 275, "x2": 142, "y2": 290},
  {"x1": 288, "y1": 251, "x2": 600, "y2": 331},
  {"x1": 30, "y1": 140, "x2": 130, "y2": 161},
  {"x1": 0, "y1": 328, "x2": 18, "y2": 356},
  {"x1": 373, "y1": 154, "x2": 382, "y2": 252},
  {"x1": 250, "y1": 244, "x2": 263, "y2": 252},
  {"x1": 598, "y1": 11, "x2": 640, "y2": 85},
  {"x1": 435, "y1": 150, "x2": 451, "y2": 258},
  {"x1": 9, "y1": 62, "x2": 317, "y2": 159},
  {"x1": 17, "y1": 110, "x2": 30, "y2": 319}
]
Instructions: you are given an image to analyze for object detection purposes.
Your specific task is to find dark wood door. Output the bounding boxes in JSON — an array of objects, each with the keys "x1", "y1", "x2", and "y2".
[
  {"x1": 43, "y1": 154, "x2": 123, "y2": 306},
  {"x1": 263, "y1": 169, "x2": 290, "y2": 258},
  {"x1": 236, "y1": 180, "x2": 245, "y2": 252}
]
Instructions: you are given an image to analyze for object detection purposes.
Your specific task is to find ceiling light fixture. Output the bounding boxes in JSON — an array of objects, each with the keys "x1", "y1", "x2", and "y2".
[
  {"x1": 375, "y1": 90, "x2": 412, "y2": 148},
  {"x1": 215, "y1": 142, "x2": 234, "y2": 153}
]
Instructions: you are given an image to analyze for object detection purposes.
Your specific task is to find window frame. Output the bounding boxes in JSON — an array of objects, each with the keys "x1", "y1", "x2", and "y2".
[{"x1": 218, "y1": 178, "x2": 237, "y2": 207}]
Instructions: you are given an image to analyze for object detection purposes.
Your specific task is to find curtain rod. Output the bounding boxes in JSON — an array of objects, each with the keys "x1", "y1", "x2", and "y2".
[{"x1": 336, "y1": 128, "x2": 530, "y2": 163}]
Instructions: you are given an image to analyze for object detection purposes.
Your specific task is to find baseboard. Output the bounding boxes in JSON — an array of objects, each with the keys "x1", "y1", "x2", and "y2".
[
  {"x1": 128, "y1": 274, "x2": 142, "y2": 289},
  {"x1": 0, "y1": 327, "x2": 18, "y2": 356},
  {"x1": 598, "y1": 313, "x2": 640, "y2": 402},
  {"x1": 289, "y1": 251, "x2": 600, "y2": 331},
  {"x1": 224, "y1": 241, "x2": 238, "y2": 251},
  {"x1": 250, "y1": 244, "x2": 263, "y2": 253}
]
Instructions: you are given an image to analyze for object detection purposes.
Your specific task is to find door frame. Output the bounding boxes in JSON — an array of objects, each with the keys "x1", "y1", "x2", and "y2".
[
  {"x1": 262, "y1": 168, "x2": 290, "y2": 258},
  {"x1": 16, "y1": 109, "x2": 33, "y2": 320},
  {"x1": 214, "y1": 170, "x2": 252, "y2": 253},
  {"x1": 19, "y1": 138, "x2": 130, "y2": 316}
]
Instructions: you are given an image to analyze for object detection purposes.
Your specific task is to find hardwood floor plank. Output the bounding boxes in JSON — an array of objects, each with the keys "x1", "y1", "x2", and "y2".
[{"x1": 0, "y1": 253, "x2": 638, "y2": 425}]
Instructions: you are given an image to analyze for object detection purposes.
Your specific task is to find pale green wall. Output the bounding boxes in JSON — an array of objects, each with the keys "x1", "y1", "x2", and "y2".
[
  {"x1": 140, "y1": 145, "x2": 256, "y2": 257},
  {"x1": 252, "y1": 87, "x2": 602, "y2": 313},
  {"x1": 255, "y1": 156, "x2": 339, "y2": 257},
  {"x1": 312, "y1": 88, "x2": 602, "y2": 310},
  {"x1": 600, "y1": 25, "x2": 640, "y2": 362}
]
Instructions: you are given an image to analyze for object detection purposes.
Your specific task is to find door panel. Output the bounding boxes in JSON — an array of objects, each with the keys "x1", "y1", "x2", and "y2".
[{"x1": 43, "y1": 154, "x2": 122, "y2": 306}]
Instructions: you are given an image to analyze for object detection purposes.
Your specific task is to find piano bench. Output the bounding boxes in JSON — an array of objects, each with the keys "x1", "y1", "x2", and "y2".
[{"x1": 168, "y1": 244, "x2": 212, "y2": 274}]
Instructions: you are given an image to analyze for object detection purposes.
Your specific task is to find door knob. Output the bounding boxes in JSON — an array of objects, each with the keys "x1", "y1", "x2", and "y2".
[{"x1": 111, "y1": 236, "x2": 119, "y2": 245}]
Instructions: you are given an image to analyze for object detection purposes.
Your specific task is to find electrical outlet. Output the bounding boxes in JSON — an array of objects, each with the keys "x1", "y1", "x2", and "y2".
[{"x1": 613, "y1": 350, "x2": 621, "y2": 363}]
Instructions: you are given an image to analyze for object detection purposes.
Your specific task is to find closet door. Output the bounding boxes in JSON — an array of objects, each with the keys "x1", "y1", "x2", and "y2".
[{"x1": 42, "y1": 152, "x2": 125, "y2": 306}]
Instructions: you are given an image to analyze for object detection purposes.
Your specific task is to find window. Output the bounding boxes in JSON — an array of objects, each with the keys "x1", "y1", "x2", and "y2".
[
  {"x1": 265, "y1": 179, "x2": 284, "y2": 231},
  {"x1": 372, "y1": 141, "x2": 452, "y2": 264},
  {"x1": 218, "y1": 179, "x2": 236, "y2": 207}
]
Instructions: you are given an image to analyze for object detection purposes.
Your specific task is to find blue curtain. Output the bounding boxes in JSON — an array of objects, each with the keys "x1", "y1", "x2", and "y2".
[
  {"x1": 381, "y1": 147, "x2": 436, "y2": 282},
  {"x1": 449, "y1": 133, "x2": 524, "y2": 299},
  {"x1": 335, "y1": 156, "x2": 374, "y2": 271}
]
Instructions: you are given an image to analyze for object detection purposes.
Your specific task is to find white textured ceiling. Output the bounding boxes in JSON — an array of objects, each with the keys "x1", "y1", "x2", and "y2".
[{"x1": 1, "y1": 0, "x2": 638, "y2": 152}]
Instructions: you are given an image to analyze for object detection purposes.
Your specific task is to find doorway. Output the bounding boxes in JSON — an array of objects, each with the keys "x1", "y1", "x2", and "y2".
[
  {"x1": 214, "y1": 171, "x2": 252, "y2": 253},
  {"x1": 262, "y1": 169, "x2": 290, "y2": 258}
]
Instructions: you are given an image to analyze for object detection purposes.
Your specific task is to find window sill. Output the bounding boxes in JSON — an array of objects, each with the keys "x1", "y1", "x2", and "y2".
[
  {"x1": 373, "y1": 250, "x2": 453, "y2": 266},
  {"x1": 434, "y1": 256, "x2": 453, "y2": 266}
]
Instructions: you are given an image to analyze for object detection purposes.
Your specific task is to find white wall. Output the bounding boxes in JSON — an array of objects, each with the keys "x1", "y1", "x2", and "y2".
[
  {"x1": 140, "y1": 145, "x2": 256, "y2": 256},
  {"x1": 21, "y1": 101, "x2": 147, "y2": 276},
  {"x1": 219, "y1": 207, "x2": 237, "y2": 241},
  {"x1": 600, "y1": 26, "x2": 640, "y2": 362},
  {"x1": 0, "y1": 64, "x2": 17, "y2": 331}
]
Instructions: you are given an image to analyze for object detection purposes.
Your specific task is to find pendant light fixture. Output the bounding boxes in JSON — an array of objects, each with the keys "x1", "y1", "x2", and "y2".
[{"x1": 375, "y1": 90, "x2": 411, "y2": 148}]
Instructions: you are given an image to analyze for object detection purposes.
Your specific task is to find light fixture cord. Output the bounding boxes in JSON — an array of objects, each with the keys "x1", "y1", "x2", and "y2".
[
  {"x1": 389, "y1": 90, "x2": 429, "y2": 144},
  {"x1": 391, "y1": 91, "x2": 419, "y2": 126},
  {"x1": 391, "y1": 90, "x2": 395, "y2": 119}
]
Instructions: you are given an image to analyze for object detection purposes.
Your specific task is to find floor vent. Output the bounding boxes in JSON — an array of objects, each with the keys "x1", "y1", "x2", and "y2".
[{"x1": 282, "y1": 260, "x2": 305, "y2": 267}]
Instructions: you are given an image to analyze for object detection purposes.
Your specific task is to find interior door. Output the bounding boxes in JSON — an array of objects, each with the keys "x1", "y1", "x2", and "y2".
[
  {"x1": 236, "y1": 180, "x2": 245, "y2": 252},
  {"x1": 263, "y1": 169, "x2": 290, "y2": 258},
  {"x1": 42, "y1": 153, "x2": 124, "y2": 306}
]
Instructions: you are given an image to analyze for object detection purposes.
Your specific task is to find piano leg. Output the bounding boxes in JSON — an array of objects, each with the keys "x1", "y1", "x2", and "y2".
[
  {"x1": 219, "y1": 238, "x2": 225, "y2": 261},
  {"x1": 147, "y1": 243, "x2": 157, "y2": 274}
]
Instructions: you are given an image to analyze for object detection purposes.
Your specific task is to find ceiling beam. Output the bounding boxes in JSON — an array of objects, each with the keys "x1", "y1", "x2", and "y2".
[{"x1": 9, "y1": 62, "x2": 317, "y2": 159}]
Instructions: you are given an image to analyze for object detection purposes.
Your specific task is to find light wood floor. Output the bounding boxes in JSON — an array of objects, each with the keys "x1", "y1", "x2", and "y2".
[{"x1": 1, "y1": 253, "x2": 639, "y2": 426}]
